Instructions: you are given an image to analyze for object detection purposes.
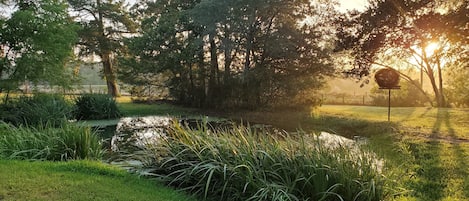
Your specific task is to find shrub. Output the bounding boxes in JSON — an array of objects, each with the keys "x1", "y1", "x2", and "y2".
[
  {"x1": 122, "y1": 123, "x2": 390, "y2": 201},
  {"x1": 74, "y1": 94, "x2": 121, "y2": 120},
  {"x1": 0, "y1": 94, "x2": 73, "y2": 127},
  {"x1": 0, "y1": 122, "x2": 104, "y2": 161}
]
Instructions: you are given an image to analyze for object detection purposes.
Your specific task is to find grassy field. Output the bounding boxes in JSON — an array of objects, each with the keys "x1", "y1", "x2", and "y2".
[
  {"x1": 113, "y1": 102, "x2": 469, "y2": 200},
  {"x1": 317, "y1": 105, "x2": 469, "y2": 140},
  {"x1": 0, "y1": 160, "x2": 197, "y2": 201},
  {"x1": 314, "y1": 105, "x2": 469, "y2": 201},
  {"x1": 3, "y1": 93, "x2": 469, "y2": 200}
]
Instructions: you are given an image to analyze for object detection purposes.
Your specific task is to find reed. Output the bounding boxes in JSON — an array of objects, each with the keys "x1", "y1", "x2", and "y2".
[
  {"x1": 0, "y1": 122, "x2": 104, "y2": 161},
  {"x1": 124, "y1": 123, "x2": 389, "y2": 201}
]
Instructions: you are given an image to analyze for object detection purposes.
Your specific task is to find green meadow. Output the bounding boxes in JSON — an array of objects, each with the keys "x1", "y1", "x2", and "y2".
[{"x1": 313, "y1": 105, "x2": 469, "y2": 201}]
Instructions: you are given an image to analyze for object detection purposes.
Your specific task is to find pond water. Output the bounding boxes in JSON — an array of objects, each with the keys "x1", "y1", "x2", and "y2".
[
  {"x1": 95, "y1": 115, "x2": 368, "y2": 153},
  {"x1": 97, "y1": 115, "x2": 382, "y2": 172}
]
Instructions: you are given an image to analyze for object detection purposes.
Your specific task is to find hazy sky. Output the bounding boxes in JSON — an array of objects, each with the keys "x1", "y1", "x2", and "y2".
[{"x1": 338, "y1": 0, "x2": 368, "y2": 12}]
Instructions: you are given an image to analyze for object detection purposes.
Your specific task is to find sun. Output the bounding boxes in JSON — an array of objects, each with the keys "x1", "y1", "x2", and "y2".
[{"x1": 424, "y1": 42, "x2": 440, "y2": 57}]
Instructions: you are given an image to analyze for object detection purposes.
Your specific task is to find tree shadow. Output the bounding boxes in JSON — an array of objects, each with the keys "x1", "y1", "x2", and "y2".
[
  {"x1": 409, "y1": 108, "x2": 469, "y2": 200},
  {"x1": 396, "y1": 106, "x2": 417, "y2": 123},
  {"x1": 440, "y1": 109, "x2": 469, "y2": 199}
]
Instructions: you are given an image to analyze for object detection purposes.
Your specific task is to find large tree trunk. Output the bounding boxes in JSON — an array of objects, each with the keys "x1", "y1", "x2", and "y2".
[
  {"x1": 101, "y1": 52, "x2": 120, "y2": 97},
  {"x1": 223, "y1": 36, "x2": 232, "y2": 84},
  {"x1": 197, "y1": 41, "x2": 206, "y2": 106},
  {"x1": 437, "y1": 57, "x2": 446, "y2": 107},
  {"x1": 425, "y1": 65, "x2": 442, "y2": 107},
  {"x1": 206, "y1": 33, "x2": 219, "y2": 106},
  {"x1": 97, "y1": 0, "x2": 120, "y2": 97}
]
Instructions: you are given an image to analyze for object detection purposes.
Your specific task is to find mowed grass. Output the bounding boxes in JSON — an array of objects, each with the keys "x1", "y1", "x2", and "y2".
[
  {"x1": 0, "y1": 160, "x2": 197, "y2": 201},
  {"x1": 317, "y1": 105, "x2": 469, "y2": 139},
  {"x1": 315, "y1": 105, "x2": 469, "y2": 201}
]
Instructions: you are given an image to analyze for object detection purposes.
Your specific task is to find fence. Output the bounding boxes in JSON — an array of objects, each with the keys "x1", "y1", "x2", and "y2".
[{"x1": 321, "y1": 93, "x2": 375, "y2": 106}]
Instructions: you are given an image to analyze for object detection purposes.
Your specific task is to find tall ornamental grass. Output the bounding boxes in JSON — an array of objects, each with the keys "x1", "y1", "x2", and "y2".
[
  {"x1": 74, "y1": 94, "x2": 121, "y2": 120},
  {"x1": 0, "y1": 122, "x2": 103, "y2": 161},
  {"x1": 0, "y1": 94, "x2": 73, "y2": 127},
  {"x1": 129, "y1": 123, "x2": 390, "y2": 201}
]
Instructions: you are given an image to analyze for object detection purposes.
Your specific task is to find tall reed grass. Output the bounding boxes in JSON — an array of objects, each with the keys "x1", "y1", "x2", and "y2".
[
  {"x1": 125, "y1": 123, "x2": 390, "y2": 201},
  {"x1": 0, "y1": 122, "x2": 104, "y2": 161},
  {"x1": 0, "y1": 94, "x2": 73, "y2": 127}
]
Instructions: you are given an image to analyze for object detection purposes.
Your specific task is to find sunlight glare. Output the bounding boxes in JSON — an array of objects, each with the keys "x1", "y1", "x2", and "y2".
[{"x1": 424, "y1": 42, "x2": 440, "y2": 57}]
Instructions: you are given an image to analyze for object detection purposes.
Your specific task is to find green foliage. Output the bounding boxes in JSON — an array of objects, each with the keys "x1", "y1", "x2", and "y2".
[
  {"x1": 123, "y1": 123, "x2": 389, "y2": 201},
  {"x1": 446, "y1": 67, "x2": 469, "y2": 107},
  {"x1": 336, "y1": 0, "x2": 468, "y2": 107},
  {"x1": 0, "y1": 0, "x2": 78, "y2": 92},
  {"x1": 120, "y1": 0, "x2": 335, "y2": 109},
  {"x1": 0, "y1": 160, "x2": 198, "y2": 201},
  {"x1": 68, "y1": 0, "x2": 137, "y2": 97},
  {"x1": 370, "y1": 80, "x2": 427, "y2": 107},
  {"x1": 0, "y1": 94, "x2": 73, "y2": 127},
  {"x1": 0, "y1": 122, "x2": 103, "y2": 161},
  {"x1": 74, "y1": 94, "x2": 121, "y2": 120}
]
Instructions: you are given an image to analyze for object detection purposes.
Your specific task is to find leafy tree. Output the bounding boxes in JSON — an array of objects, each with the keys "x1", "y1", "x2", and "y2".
[
  {"x1": 68, "y1": 0, "x2": 137, "y2": 97},
  {"x1": 446, "y1": 66, "x2": 469, "y2": 107},
  {"x1": 0, "y1": 0, "x2": 78, "y2": 98},
  {"x1": 121, "y1": 0, "x2": 335, "y2": 109},
  {"x1": 336, "y1": 0, "x2": 468, "y2": 107}
]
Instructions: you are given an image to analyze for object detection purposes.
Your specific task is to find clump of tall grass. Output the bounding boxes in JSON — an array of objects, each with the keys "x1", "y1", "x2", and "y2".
[
  {"x1": 74, "y1": 94, "x2": 121, "y2": 120},
  {"x1": 0, "y1": 94, "x2": 73, "y2": 127},
  {"x1": 127, "y1": 123, "x2": 390, "y2": 201},
  {"x1": 0, "y1": 122, "x2": 104, "y2": 161}
]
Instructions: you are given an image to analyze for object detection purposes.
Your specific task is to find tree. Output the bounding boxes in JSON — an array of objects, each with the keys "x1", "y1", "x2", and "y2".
[
  {"x1": 68, "y1": 0, "x2": 136, "y2": 97},
  {"x1": 336, "y1": 0, "x2": 468, "y2": 107},
  {"x1": 0, "y1": 0, "x2": 78, "y2": 97},
  {"x1": 121, "y1": 0, "x2": 335, "y2": 109},
  {"x1": 446, "y1": 66, "x2": 469, "y2": 107}
]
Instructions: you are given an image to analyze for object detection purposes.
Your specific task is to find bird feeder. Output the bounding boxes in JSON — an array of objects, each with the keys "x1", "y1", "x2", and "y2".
[
  {"x1": 375, "y1": 68, "x2": 400, "y2": 89},
  {"x1": 374, "y1": 68, "x2": 400, "y2": 121}
]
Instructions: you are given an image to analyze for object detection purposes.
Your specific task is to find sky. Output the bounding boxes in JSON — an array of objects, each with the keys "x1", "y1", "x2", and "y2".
[{"x1": 337, "y1": 0, "x2": 368, "y2": 12}]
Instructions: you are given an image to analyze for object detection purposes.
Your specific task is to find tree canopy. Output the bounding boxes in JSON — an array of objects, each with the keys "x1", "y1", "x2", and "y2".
[
  {"x1": 0, "y1": 0, "x2": 78, "y2": 94},
  {"x1": 336, "y1": 0, "x2": 469, "y2": 107},
  {"x1": 68, "y1": 0, "x2": 137, "y2": 97},
  {"x1": 120, "y1": 0, "x2": 336, "y2": 109}
]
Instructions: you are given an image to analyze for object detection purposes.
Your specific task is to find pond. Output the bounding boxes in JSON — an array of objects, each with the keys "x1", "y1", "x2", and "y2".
[
  {"x1": 93, "y1": 115, "x2": 381, "y2": 172},
  {"x1": 94, "y1": 115, "x2": 368, "y2": 154}
]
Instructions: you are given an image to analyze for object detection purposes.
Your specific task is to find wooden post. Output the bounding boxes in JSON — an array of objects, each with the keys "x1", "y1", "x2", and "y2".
[{"x1": 388, "y1": 89, "x2": 391, "y2": 121}]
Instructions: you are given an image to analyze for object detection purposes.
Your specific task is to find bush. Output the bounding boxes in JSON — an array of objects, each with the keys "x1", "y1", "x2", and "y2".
[
  {"x1": 122, "y1": 123, "x2": 390, "y2": 201},
  {"x1": 0, "y1": 122, "x2": 104, "y2": 161},
  {"x1": 0, "y1": 94, "x2": 73, "y2": 127},
  {"x1": 74, "y1": 94, "x2": 121, "y2": 120},
  {"x1": 370, "y1": 80, "x2": 427, "y2": 107}
]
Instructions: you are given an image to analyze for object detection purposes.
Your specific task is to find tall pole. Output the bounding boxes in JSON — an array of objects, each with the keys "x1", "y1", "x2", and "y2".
[{"x1": 388, "y1": 89, "x2": 391, "y2": 121}]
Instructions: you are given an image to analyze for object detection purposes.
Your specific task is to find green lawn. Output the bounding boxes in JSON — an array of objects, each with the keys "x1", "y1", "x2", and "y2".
[
  {"x1": 314, "y1": 105, "x2": 469, "y2": 201},
  {"x1": 118, "y1": 102, "x2": 198, "y2": 117},
  {"x1": 317, "y1": 105, "x2": 469, "y2": 140},
  {"x1": 6, "y1": 98, "x2": 468, "y2": 201},
  {"x1": 0, "y1": 160, "x2": 197, "y2": 201}
]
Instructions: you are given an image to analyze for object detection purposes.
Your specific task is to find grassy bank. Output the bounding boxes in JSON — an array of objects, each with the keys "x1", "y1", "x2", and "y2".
[
  {"x1": 314, "y1": 105, "x2": 469, "y2": 201},
  {"x1": 0, "y1": 160, "x2": 197, "y2": 201}
]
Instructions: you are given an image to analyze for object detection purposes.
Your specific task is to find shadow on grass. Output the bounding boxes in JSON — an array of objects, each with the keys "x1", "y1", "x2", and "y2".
[
  {"x1": 440, "y1": 109, "x2": 469, "y2": 199},
  {"x1": 406, "y1": 108, "x2": 469, "y2": 200}
]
